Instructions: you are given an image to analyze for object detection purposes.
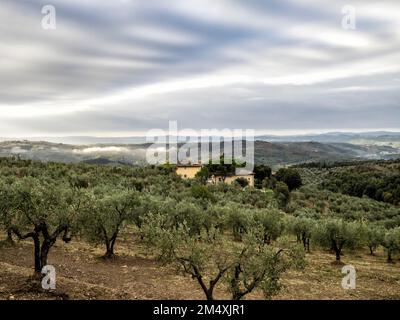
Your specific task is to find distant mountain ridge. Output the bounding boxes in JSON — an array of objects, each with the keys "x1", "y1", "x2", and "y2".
[
  {"x1": 1, "y1": 131, "x2": 399, "y2": 145},
  {"x1": 256, "y1": 131, "x2": 400, "y2": 143}
]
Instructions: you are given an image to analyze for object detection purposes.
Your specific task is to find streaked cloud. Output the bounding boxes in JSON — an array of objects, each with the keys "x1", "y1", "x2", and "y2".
[{"x1": 0, "y1": 0, "x2": 399, "y2": 137}]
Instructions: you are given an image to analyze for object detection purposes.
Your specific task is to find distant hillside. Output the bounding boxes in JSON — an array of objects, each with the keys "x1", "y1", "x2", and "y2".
[
  {"x1": 0, "y1": 140, "x2": 399, "y2": 169},
  {"x1": 254, "y1": 141, "x2": 399, "y2": 167},
  {"x1": 296, "y1": 159, "x2": 400, "y2": 206}
]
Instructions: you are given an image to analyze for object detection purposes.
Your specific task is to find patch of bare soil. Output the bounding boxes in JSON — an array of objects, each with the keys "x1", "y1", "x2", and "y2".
[{"x1": 1, "y1": 234, "x2": 400, "y2": 300}]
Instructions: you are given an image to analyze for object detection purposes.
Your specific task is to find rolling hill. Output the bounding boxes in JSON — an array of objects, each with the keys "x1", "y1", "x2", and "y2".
[{"x1": 0, "y1": 140, "x2": 399, "y2": 169}]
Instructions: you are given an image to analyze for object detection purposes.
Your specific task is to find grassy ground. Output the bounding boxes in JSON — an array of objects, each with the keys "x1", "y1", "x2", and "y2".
[{"x1": 1, "y1": 233, "x2": 400, "y2": 300}]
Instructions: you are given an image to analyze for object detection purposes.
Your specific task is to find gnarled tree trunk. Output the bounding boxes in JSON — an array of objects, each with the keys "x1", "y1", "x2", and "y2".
[
  {"x1": 387, "y1": 250, "x2": 393, "y2": 263},
  {"x1": 12, "y1": 224, "x2": 70, "y2": 280}
]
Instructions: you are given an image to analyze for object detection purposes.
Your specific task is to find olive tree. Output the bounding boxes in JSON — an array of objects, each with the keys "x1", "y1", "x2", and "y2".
[
  {"x1": 226, "y1": 231, "x2": 305, "y2": 300},
  {"x1": 9, "y1": 178, "x2": 78, "y2": 277},
  {"x1": 142, "y1": 214, "x2": 305, "y2": 300},
  {"x1": 365, "y1": 225, "x2": 385, "y2": 256},
  {"x1": 136, "y1": 194, "x2": 176, "y2": 227},
  {"x1": 253, "y1": 209, "x2": 284, "y2": 245},
  {"x1": 225, "y1": 208, "x2": 254, "y2": 241},
  {"x1": 313, "y1": 219, "x2": 363, "y2": 262},
  {"x1": 81, "y1": 186, "x2": 140, "y2": 258},
  {"x1": 0, "y1": 182, "x2": 16, "y2": 245},
  {"x1": 190, "y1": 184, "x2": 215, "y2": 203},
  {"x1": 168, "y1": 200, "x2": 206, "y2": 236},
  {"x1": 287, "y1": 216, "x2": 315, "y2": 253},
  {"x1": 143, "y1": 214, "x2": 230, "y2": 300},
  {"x1": 382, "y1": 228, "x2": 400, "y2": 263},
  {"x1": 203, "y1": 204, "x2": 232, "y2": 240}
]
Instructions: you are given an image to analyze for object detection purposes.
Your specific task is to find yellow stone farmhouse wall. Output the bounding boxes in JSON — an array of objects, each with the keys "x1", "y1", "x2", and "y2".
[{"x1": 175, "y1": 166, "x2": 202, "y2": 179}]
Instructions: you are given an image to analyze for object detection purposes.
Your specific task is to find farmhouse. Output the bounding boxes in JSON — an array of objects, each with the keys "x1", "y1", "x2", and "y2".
[{"x1": 175, "y1": 164, "x2": 254, "y2": 187}]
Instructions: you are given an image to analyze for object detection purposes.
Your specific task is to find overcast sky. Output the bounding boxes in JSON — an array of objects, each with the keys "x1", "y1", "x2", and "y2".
[{"x1": 0, "y1": 0, "x2": 399, "y2": 137}]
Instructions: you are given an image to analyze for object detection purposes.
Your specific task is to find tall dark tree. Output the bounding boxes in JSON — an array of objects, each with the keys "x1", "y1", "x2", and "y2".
[
  {"x1": 254, "y1": 165, "x2": 272, "y2": 187},
  {"x1": 274, "y1": 182, "x2": 290, "y2": 209},
  {"x1": 275, "y1": 168, "x2": 302, "y2": 191}
]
